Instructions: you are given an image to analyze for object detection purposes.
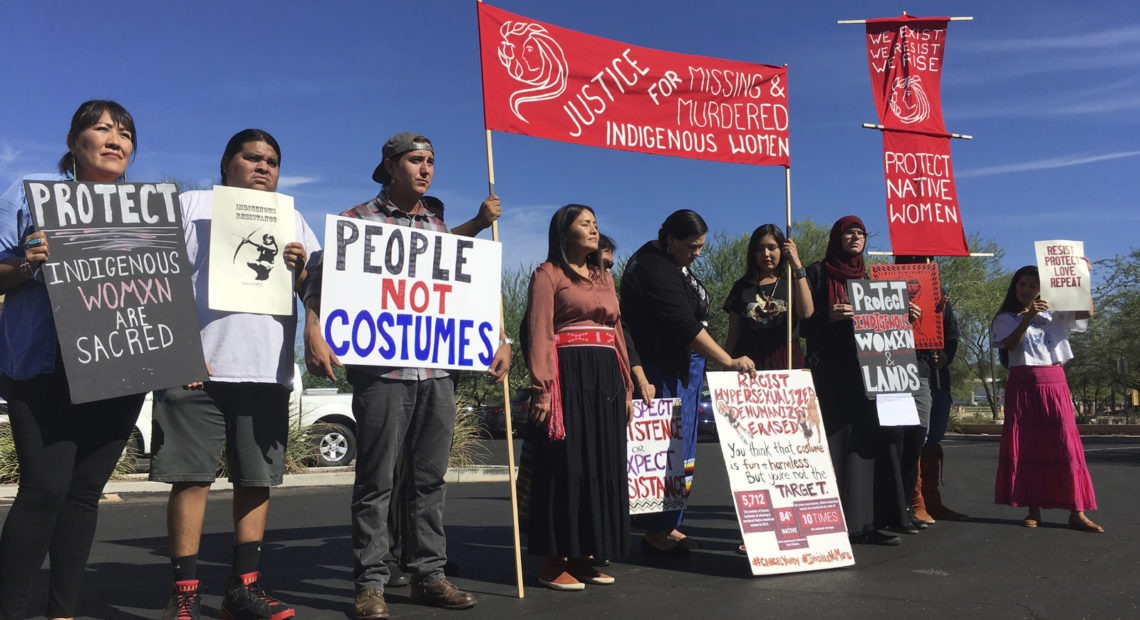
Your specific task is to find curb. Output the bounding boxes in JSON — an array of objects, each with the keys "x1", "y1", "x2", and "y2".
[
  {"x1": 956, "y1": 424, "x2": 1140, "y2": 436},
  {"x1": 0, "y1": 465, "x2": 513, "y2": 500}
]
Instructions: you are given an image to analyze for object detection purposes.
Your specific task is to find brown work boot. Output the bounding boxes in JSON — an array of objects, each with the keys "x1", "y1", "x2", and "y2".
[
  {"x1": 410, "y1": 578, "x2": 477, "y2": 610},
  {"x1": 354, "y1": 588, "x2": 389, "y2": 620}
]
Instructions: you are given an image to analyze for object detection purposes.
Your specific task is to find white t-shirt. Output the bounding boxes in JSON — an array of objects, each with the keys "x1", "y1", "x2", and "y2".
[
  {"x1": 991, "y1": 310, "x2": 1087, "y2": 367},
  {"x1": 181, "y1": 189, "x2": 321, "y2": 386}
]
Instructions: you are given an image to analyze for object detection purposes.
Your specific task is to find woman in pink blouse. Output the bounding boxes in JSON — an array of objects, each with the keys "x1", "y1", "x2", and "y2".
[
  {"x1": 992, "y1": 265, "x2": 1102, "y2": 533},
  {"x1": 524, "y1": 204, "x2": 633, "y2": 591}
]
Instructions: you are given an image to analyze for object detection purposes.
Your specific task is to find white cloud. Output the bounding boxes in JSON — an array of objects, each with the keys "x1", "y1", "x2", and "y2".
[
  {"x1": 962, "y1": 26, "x2": 1140, "y2": 53},
  {"x1": 0, "y1": 145, "x2": 20, "y2": 169},
  {"x1": 958, "y1": 150, "x2": 1140, "y2": 178},
  {"x1": 277, "y1": 175, "x2": 318, "y2": 189}
]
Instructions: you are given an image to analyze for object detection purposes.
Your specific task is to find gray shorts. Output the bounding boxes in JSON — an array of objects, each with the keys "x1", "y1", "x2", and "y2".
[{"x1": 149, "y1": 382, "x2": 290, "y2": 487}]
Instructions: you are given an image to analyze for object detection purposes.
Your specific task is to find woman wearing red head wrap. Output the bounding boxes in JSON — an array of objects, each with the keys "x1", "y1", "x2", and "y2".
[{"x1": 802, "y1": 216, "x2": 910, "y2": 546}]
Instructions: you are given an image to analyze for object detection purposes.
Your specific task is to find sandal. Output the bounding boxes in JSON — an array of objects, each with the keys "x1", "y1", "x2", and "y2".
[
  {"x1": 1023, "y1": 508, "x2": 1041, "y2": 528},
  {"x1": 1068, "y1": 513, "x2": 1104, "y2": 534}
]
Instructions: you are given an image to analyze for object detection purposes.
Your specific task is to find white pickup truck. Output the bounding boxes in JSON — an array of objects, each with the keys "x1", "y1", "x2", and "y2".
[{"x1": 2, "y1": 364, "x2": 357, "y2": 468}]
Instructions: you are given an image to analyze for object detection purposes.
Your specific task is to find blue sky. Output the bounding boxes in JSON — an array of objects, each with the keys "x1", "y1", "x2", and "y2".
[{"x1": 3, "y1": 1, "x2": 1137, "y2": 274}]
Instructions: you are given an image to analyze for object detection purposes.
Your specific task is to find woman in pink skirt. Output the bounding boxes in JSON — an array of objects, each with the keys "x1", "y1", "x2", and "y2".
[{"x1": 991, "y1": 265, "x2": 1102, "y2": 533}]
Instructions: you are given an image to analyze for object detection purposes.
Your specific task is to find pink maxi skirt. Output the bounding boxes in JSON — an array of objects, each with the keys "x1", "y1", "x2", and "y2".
[{"x1": 994, "y1": 364, "x2": 1097, "y2": 511}]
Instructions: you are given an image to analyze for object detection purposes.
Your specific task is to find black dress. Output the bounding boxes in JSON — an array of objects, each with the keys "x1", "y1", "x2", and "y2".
[{"x1": 801, "y1": 263, "x2": 880, "y2": 535}]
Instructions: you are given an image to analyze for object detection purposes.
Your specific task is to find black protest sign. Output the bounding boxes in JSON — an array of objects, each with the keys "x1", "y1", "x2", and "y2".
[
  {"x1": 846, "y1": 279, "x2": 920, "y2": 397},
  {"x1": 24, "y1": 181, "x2": 206, "y2": 403}
]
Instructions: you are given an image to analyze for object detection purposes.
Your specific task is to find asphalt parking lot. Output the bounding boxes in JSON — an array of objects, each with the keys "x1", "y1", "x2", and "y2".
[{"x1": 2, "y1": 435, "x2": 1138, "y2": 619}]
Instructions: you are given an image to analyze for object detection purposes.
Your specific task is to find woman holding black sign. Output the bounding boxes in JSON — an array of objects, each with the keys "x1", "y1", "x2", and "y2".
[
  {"x1": 802, "y1": 215, "x2": 911, "y2": 546},
  {"x1": 524, "y1": 204, "x2": 633, "y2": 591},
  {"x1": 0, "y1": 100, "x2": 147, "y2": 619},
  {"x1": 992, "y1": 265, "x2": 1102, "y2": 533}
]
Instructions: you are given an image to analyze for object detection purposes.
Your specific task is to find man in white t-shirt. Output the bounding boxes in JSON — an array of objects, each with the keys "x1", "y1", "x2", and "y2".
[{"x1": 150, "y1": 129, "x2": 319, "y2": 620}]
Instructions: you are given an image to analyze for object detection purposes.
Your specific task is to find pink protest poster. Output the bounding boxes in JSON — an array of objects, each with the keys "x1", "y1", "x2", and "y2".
[
  {"x1": 707, "y1": 370, "x2": 854, "y2": 575},
  {"x1": 626, "y1": 398, "x2": 685, "y2": 515}
]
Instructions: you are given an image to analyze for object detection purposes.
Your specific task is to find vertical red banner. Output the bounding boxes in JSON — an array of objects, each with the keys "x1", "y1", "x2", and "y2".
[
  {"x1": 881, "y1": 131, "x2": 968, "y2": 256},
  {"x1": 865, "y1": 16, "x2": 950, "y2": 134}
]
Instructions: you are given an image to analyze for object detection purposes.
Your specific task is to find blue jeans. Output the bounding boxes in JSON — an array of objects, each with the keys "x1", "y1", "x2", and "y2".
[
  {"x1": 633, "y1": 351, "x2": 706, "y2": 532},
  {"x1": 927, "y1": 384, "x2": 953, "y2": 445}
]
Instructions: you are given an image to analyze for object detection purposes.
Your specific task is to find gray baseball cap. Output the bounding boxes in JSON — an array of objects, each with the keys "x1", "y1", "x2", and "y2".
[{"x1": 371, "y1": 132, "x2": 433, "y2": 184}]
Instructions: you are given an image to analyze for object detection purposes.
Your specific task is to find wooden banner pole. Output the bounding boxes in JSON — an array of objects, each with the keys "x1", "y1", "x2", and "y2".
[
  {"x1": 861, "y1": 123, "x2": 973, "y2": 140},
  {"x1": 836, "y1": 16, "x2": 973, "y2": 24},
  {"x1": 483, "y1": 127, "x2": 526, "y2": 599},
  {"x1": 784, "y1": 166, "x2": 794, "y2": 370}
]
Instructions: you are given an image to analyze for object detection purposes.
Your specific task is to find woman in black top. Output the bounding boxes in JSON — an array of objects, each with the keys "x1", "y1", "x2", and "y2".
[
  {"x1": 802, "y1": 215, "x2": 909, "y2": 546},
  {"x1": 620, "y1": 210, "x2": 754, "y2": 555},
  {"x1": 723, "y1": 224, "x2": 813, "y2": 370}
]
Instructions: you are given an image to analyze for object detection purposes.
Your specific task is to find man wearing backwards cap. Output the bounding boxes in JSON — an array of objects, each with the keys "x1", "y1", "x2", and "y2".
[{"x1": 303, "y1": 132, "x2": 508, "y2": 619}]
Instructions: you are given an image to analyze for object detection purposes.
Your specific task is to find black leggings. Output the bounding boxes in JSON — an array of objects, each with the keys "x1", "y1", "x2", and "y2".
[{"x1": 0, "y1": 369, "x2": 143, "y2": 619}]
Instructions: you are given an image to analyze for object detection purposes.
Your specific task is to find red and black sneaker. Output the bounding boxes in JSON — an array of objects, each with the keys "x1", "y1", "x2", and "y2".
[
  {"x1": 219, "y1": 571, "x2": 295, "y2": 620},
  {"x1": 161, "y1": 579, "x2": 201, "y2": 620}
]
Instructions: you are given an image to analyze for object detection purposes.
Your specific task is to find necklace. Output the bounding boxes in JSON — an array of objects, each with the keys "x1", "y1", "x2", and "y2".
[{"x1": 757, "y1": 277, "x2": 780, "y2": 303}]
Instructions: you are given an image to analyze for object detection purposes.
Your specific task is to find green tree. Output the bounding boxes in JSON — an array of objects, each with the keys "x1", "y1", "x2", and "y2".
[
  {"x1": 452, "y1": 262, "x2": 534, "y2": 410},
  {"x1": 936, "y1": 235, "x2": 1009, "y2": 419},
  {"x1": 1066, "y1": 249, "x2": 1140, "y2": 415}
]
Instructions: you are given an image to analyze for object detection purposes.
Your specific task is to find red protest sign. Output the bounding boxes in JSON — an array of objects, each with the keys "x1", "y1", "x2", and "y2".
[
  {"x1": 869, "y1": 262, "x2": 944, "y2": 350},
  {"x1": 865, "y1": 15, "x2": 950, "y2": 134},
  {"x1": 882, "y1": 130, "x2": 968, "y2": 256},
  {"x1": 477, "y1": 2, "x2": 789, "y2": 166}
]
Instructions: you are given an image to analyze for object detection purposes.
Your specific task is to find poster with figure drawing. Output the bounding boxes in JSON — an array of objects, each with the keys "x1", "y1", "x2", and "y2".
[
  {"x1": 208, "y1": 185, "x2": 296, "y2": 315},
  {"x1": 22, "y1": 180, "x2": 206, "y2": 403},
  {"x1": 707, "y1": 370, "x2": 854, "y2": 575}
]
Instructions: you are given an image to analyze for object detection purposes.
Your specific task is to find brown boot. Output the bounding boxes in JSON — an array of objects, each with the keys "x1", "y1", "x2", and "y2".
[
  {"x1": 922, "y1": 444, "x2": 967, "y2": 521},
  {"x1": 911, "y1": 453, "x2": 936, "y2": 525},
  {"x1": 354, "y1": 588, "x2": 389, "y2": 620}
]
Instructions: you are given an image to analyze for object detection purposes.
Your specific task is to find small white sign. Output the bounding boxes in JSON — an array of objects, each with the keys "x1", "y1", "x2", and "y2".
[
  {"x1": 1034, "y1": 240, "x2": 1091, "y2": 312},
  {"x1": 208, "y1": 185, "x2": 297, "y2": 315},
  {"x1": 875, "y1": 392, "x2": 920, "y2": 426}
]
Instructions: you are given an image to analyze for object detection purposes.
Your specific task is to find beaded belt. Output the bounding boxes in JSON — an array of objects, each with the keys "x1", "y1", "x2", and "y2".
[{"x1": 555, "y1": 326, "x2": 617, "y2": 348}]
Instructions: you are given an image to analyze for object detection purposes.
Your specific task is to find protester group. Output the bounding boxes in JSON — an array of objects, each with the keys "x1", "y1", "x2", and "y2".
[{"x1": 0, "y1": 98, "x2": 1103, "y2": 620}]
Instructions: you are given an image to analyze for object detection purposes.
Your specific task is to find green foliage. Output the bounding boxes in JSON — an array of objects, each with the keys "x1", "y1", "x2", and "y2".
[
  {"x1": 935, "y1": 234, "x2": 1009, "y2": 419},
  {"x1": 0, "y1": 422, "x2": 17, "y2": 484},
  {"x1": 453, "y1": 263, "x2": 534, "y2": 409},
  {"x1": 449, "y1": 407, "x2": 490, "y2": 468},
  {"x1": 1066, "y1": 249, "x2": 1140, "y2": 413},
  {"x1": 302, "y1": 363, "x2": 352, "y2": 393}
]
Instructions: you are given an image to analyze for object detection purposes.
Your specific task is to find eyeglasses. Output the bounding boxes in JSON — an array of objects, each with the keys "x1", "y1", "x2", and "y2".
[{"x1": 843, "y1": 229, "x2": 867, "y2": 238}]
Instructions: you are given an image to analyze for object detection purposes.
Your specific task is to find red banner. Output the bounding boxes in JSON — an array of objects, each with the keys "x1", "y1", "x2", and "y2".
[
  {"x1": 868, "y1": 263, "x2": 944, "y2": 349},
  {"x1": 882, "y1": 130, "x2": 968, "y2": 256},
  {"x1": 477, "y1": 2, "x2": 789, "y2": 166},
  {"x1": 865, "y1": 15, "x2": 949, "y2": 134}
]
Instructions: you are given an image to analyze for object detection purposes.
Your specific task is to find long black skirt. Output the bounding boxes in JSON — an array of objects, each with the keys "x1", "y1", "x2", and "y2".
[{"x1": 526, "y1": 346, "x2": 630, "y2": 558}]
